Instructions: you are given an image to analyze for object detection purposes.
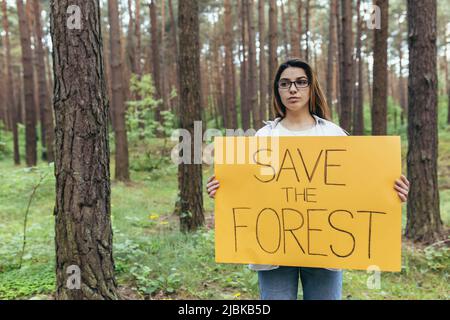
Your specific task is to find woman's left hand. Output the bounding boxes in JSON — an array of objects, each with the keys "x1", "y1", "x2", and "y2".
[{"x1": 394, "y1": 174, "x2": 410, "y2": 202}]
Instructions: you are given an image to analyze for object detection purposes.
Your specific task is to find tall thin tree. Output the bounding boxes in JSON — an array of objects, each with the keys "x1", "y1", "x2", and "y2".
[
  {"x1": 326, "y1": 0, "x2": 338, "y2": 120},
  {"x1": 33, "y1": 0, "x2": 55, "y2": 162},
  {"x1": 2, "y1": 0, "x2": 20, "y2": 164},
  {"x1": 258, "y1": 0, "x2": 268, "y2": 121},
  {"x1": 240, "y1": 0, "x2": 249, "y2": 130},
  {"x1": 109, "y1": 0, "x2": 130, "y2": 181},
  {"x1": 224, "y1": 0, "x2": 235, "y2": 128},
  {"x1": 338, "y1": 0, "x2": 353, "y2": 132},
  {"x1": 178, "y1": 0, "x2": 204, "y2": 232},
  {"x1": 405, "y1": 0, "x2": 443, "y2": 243},
  {"x1": 247, "y1": 0, "x2": 259, "y2": 128},
  {"x1": 268, "y1": 0, "x2": 278, "y2": 113},
  {"x1": 353, "y1": 0, "x2": 364, "y2": 134},
  {"x1": 372, "y1": 0, "x2": 388, "y2": 135},
  {"x1": 17, "y1": 0, "x2": 37, "y2": 167},
  {"x1": 288, "y1": 0, "x2": 301, "y2": 58},
  {"x1": 149, "y1": 0, "x2": 162, "y2": 122}
]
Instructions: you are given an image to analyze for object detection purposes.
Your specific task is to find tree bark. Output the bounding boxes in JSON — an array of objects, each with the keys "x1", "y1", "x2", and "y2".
[
  {"x1": 326, "y1": 0, "x2": 337, "y2": 120},
  {"x1": 372, "y1": 0, "x2": 388, "y2": 135},
  {"x1": 109, "y1": 0, "x2": 130, "y2": 181},
  {"x1": 2, "y1": 0, "x2": 20, "y2": 164},
  {"x1": 305, "y1": 0, "x2": 310, "y2": 61},
  {"x1": 17, "y1": 0, "x2": 37, "y2": 167},
  {"x1": 33, "y1": 0, "x2": 55, "y2": 162},
  {"x1": 247, "y1": 0, "x2": 259, "y2": 129},
  {"x1": 50, "y1": 0, "x2": 119, "y2": 299},
  {"x1": 338, "y1": 0, "x2": 353, "y2": 132},
  {"x1": 149, "y1": 0, "x2": 162, "y2": 122},
  {"x1": 353, "y1": 0, "x2": 364, "y2": 135},
  {"x1": 126, "y1": 0, "x2": 136, "y2": 75},
  {"x1": 280, "y1": 1, "x2": 289, "y2": 58},
  {"x1": 168, "y1": 0, "x2": 180, "y2": 118},
  {"x1": 288, "y1": 0, "x2": 300, "y2": 58},
  {"x1": 224, "y1": 0, "x2": 235, "y2": 128},
  {"x1": 258, "y1": 0, "x2": 268, "y2": 122},
  {"x1": 240, "y1": 0, "x2": 249, "y2": 130},
  {"x1": 268, "y1": 0, "x2": 278, "y2": 112},
  {"x1": 297, "y1": 0, "x2": 303, "y2": 58},
  {"x1": 178, "y1": 0, "x2": 204, "y2": 232},
  {"x1": 405, "y1": 0, "x2": 443, "y2": 243}
]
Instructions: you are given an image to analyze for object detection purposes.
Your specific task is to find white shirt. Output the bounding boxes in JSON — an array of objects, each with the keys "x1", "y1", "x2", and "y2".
[{"x1": 250, "y1": 114, "x2": 349, "y2": 272}]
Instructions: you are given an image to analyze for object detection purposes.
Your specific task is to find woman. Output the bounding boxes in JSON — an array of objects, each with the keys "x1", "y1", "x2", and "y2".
[{"x1": 206, "y1": 58, "x2": 410, "y2": 300}]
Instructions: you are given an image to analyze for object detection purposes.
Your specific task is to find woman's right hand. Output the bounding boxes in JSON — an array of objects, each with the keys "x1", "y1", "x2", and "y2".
[{"x1": 206, "y1": 175, "x2": 220, "y2": 199}]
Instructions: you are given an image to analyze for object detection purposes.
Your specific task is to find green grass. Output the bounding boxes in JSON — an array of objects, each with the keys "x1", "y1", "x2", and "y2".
[{"x1": 0, "y1": 97, "x2": 449, "y2": 300}]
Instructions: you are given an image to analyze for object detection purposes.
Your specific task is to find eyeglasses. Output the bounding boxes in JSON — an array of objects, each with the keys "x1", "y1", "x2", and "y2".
[{"x1": 278, "y1": 78, "x2": 310, "y2": 90}]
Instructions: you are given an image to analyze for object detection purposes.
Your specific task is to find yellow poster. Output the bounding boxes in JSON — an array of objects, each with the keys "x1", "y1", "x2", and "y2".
[{"x1": 214, "y1": 136, "x2": 402, "y2": 272}]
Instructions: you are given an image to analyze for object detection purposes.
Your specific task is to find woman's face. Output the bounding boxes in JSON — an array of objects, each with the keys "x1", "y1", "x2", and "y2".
[{"x1": 278, "y1": 67, "x2": 310, "y2": 114}]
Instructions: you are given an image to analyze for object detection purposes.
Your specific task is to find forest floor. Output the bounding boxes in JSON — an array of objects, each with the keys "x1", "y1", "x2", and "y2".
[{"x1": 0, "y1": 123, "x2": 449, "y2": 300}]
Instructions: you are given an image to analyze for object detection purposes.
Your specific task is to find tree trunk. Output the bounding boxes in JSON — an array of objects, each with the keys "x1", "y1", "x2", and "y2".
[
  {"x1": 305, "y1": 0, "x2": 310, "y2": 61},
  {"x1": 258, "y1": 0, "x2": 268, "y2": 122},
  {"x1": 240, "y1": 0, "x2": 249, "y2": 130},
  {"x1": 247, "y1": 0, "x2": 259, "y2": 129},
  {"x1": 338, "y1": 0, "x2": 353, "y2": 132},
  {"x1": 397, "y1": 13, "x2": 407, "y2": 126},
  {"x1": 135, "y1": 0, "x2": 142, "y2": 77},
  {"x1": 2, "y1": 0, "x2": 20, "y2": 164},
  {"x1": 372, "y1": 0, "x2": 388, "y2": 135},
  {"x1": 353, "y1": 0, "x2": 364, "y2": 134},
  {"x1": 280, "y1": 1, "x2": 289, "y2": 58},
  {"x1": 326, "y1": 0, "x2": 337, "y2": 120},
  {"x1": 288, "y1": 0, "x2": 301, "y2": 58},
  {"x1": 168, "y1": 0, "x2": 179, "y2": 117},
  {"x1": 160, "y1": 0, "x2": 168, "y2": 115},
  {"x1": 109, "y1": 0, "x2": 130, "y2": 181},
  {"x1": 405, "y1": 0, "x2": 443, "y2": 243},
  {"x1": 224, "y1": 0, "x2": 235, "y2": 128},
  {"x1": 33, "y1": 0, "x2": 55, "y2": 163},
  {"x1": 50, "y1": 0, "x2": 119, "y2": 299},
  {"x1": 268, "y1": 0, "x2": 278, "y2": 112},
  {"x1": 178, "y1": 0, "x2": 204, "y2": 232},
  {"x1": 297, "y1": 0, "x2": 303, "y2": 58},
  {"x1": 126, "y1": 0, "x2": 136, "y2": 75},
  {"x1": 17, "y1": 0, "x2": 37, "y2": 167},
  {"x1": 150, "y1": 0, "x2": 162, "y2": 122}
]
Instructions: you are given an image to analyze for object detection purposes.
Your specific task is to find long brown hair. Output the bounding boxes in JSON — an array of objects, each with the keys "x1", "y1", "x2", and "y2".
[{"x1": 272, "y1": 58, "x2": 330, "y2": 120}]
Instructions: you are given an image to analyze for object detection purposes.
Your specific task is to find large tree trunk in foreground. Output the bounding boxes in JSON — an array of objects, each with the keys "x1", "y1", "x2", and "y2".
[
  {"x1": 178, "y1": 0, "x2": 204, "y2": 232},
  {"x1": 405, "y1": 0, "x2": 443, "y2": 243},
  {"x1": 51, "y1": 0, "x2": 119, "y2": 300}
]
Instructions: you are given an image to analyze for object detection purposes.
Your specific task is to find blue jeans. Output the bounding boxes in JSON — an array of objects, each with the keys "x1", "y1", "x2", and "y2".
[{"x1": 258, "y1": 266, "x2": 343, "y2": 300}]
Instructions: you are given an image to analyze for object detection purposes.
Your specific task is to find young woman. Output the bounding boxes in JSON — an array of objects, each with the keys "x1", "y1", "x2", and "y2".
[{"x1": 206, "y1": 58, "x2": 410, "y2": 300}]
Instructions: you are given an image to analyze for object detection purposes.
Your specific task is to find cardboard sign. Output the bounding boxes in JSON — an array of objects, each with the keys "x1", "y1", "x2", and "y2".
[{"x1": 214, "y1": 136, "x2": 402, "y2": 272}]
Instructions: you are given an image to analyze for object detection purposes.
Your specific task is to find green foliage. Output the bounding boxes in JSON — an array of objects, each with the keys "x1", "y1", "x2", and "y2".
[
  {"x1": 0, "y1": 263, "x2": 55, "y2": 300},
  {"x1": 126, "y1": 73, "x2": 177, "y2": 143},
  {"x1": 126, "y1": 74, "x2": 177, "y2": 173}
]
